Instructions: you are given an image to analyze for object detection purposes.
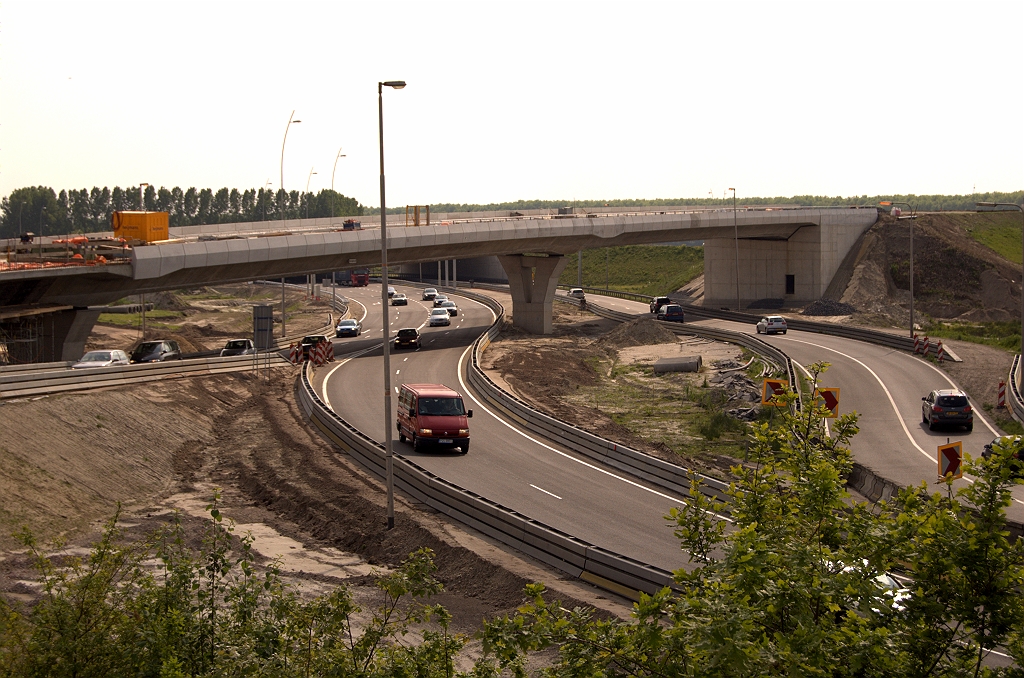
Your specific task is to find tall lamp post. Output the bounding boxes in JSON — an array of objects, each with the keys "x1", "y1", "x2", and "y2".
[
  {"x1": 729, "y1": 188, "x2": 740, "y2": 310},
  {"x1": 379, "y1": 79, "x2": 406, "y2": 531},
  {"x1": 331, "y1": 147, "x2": 347, "y2": 221},
  {"x1": 977, "y1": 201, "x2": 1024, "y2": 353},
  {"x1": 280, "y1": 110, "x2": 301, "y2": 224},
  {"x1": 305, "y1": 168, "x2": 317, "y2": 219},
  {"x1": 880, "y1": 201, "x2": 916, "y2": 337}
]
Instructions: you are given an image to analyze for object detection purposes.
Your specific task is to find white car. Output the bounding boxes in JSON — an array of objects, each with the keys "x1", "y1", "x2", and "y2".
[
  {"x1": 756, "y1": 315, "x2": 788, "y2": 335},
  {"x1": 428, "y1": 308, "x2": 451, "y2": 326},
  {"x1": 568, "y1": 288, "x2": 586, "y2": 300},
  {"x1": 422, "y1": 288, "x2": 438, "y2": 301},
  {"x1": 433, "y1": 294, "x2": 449, "y2": 307},
  {"x1": 72, "y1": 350, "x2": 130, "y2": 369}
]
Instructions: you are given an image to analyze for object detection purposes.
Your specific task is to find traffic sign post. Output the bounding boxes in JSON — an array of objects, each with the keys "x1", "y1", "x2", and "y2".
[
  {"x1": 814, "y1": 387, "x2": 840, "y2": 418},
  {"x1": 761, "y1": 378, "x2": 788, "y2": 407},
  {"x1": 937, "y1": 441, "x2": 963, "y2": 480}
]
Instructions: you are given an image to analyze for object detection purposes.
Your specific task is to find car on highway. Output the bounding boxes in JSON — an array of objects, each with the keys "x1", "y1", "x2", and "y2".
[
  {"x1": 300, "y1": 335, "x2": 330, "y2": 361},
  {"x1": 129, "y1": 340, "x2": 182, "y2": 364},
  {"x1": 335, "y1": 318, "x2": 362, "y2": 338},
  {"x1": 391, "y1": 293, "x2": 408, "y2": 306},
  {"x1": 650, "y1": 296, "x2": 672, "y2": 313},
  {"x1": 568, "y1": 288, "x2": 586, "y2": 301},
  {"x1": 429, "y1": 308, "x2": 451, "y2": 326},
  {"x1": 922, "y1": 388, "x2": 973, "y2": 431},
  {"x1": 387, "y1": 285, "x2": 396, "y2": 298},
  {"x1": 72, "y1": 349, "x2": 130, "y2": 369},
  {"x1": 982, "y1": 435, "x2": 1024, "y2": 476},
  {"x1": 656, "y1": 304, "x2": 685, "y2": 322},
  {"x1": 433, "y1": 294, "x2": 449, "y2": 307},
  {"x1": 394, "y1": 328, "x2": 421, "y2": 350},
  {"x1": 756, "y1": 315, "x2": 788, "y2": 334},
  {"x1": 439, "y1": 300, "x2": 458, "y2": 316},
  {"x1": 219, "y1": 339, "x2": 255, "y2": 357},
  {"x1": 396, "y1": 382, "x2": 472, "y2": 454},
  {"x1": 422, "y1": 288, "x2": 438, "y2": 301}
]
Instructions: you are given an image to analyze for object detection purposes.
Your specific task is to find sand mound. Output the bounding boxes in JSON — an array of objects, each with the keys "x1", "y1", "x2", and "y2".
[{"x1": 596, "y1": 318, "x2": 678, "y2": 349}]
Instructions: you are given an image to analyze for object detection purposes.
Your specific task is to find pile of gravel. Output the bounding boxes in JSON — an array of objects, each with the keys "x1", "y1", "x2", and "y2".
[
  {"x1": 802, "y1": 299, "x2": 857, "y2": 316},
  {"x1": 596, "y1": 318, "x2": 679, "y2": 349}
]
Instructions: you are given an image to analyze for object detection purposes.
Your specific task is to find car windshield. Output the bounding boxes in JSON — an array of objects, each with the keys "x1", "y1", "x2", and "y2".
[
  {"x1": 938, "y1": 395, "x2": 968, "y2": 407},
  {"x1": 226, "y1": 340, "x2": 248, "y2": 349},
  {"x1": 398, "y1": 329, "x2": 418, "y2": 337},
  {"x1": 664, "y1": 306, "x2": 681, "y2": 312},
  {"x1": 338, "y1": 320, "x2": 357, "y2": 327},
  {"x1": 81, "y1": 351, "x2": 111, "y2": 362},
  {"x1": 134, "y1": 342, "x2": 162, "y2": 353},
  {"x1": 424, "y1": 289, "x2": 436, "y2": 294},
  {"x1": 431, "y1": 309, "x2": 448, "y2": 315},
  {"x1": 769, "y1": 317, "x2": 784, "y2": 322},
  {"x1": 418, "y1": 397, "x2": 465, "y2": 416}
]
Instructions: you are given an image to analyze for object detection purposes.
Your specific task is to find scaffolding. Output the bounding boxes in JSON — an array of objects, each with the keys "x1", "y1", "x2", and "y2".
[{"x1": 405, "y1": 205, "x2": 430, "y2": 227}]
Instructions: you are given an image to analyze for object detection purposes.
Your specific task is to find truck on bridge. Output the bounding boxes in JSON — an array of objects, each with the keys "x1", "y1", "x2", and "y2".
[{"x1": 341, "y1": 268, "x2": 370, "y2": 286}]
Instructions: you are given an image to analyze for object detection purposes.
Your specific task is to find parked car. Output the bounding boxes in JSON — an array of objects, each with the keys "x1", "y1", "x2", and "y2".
[
  {"x1": 391, "y1": 293, "x2": 408, "y2": 306},
  {"x1": 300, "y1": 335, "x2": 330, "y2": 361},
  {"x1": 387, "y1": 285, "x2": 396, "y2": 298},
  {"x1": 429, "y1": 308, "x2": 451, "y2": 326},
  {"x1": 219, "y1": 339, "x2": 255, "y2": 357},
  {"x1": 756, "y1": 315, "x2": 788, "y2": 335},
  {"x1": 433, "y1": 294, "x2": 449, "y2": 307},
  {"x1": 129, "y1": 341, "x2": 181, "y2": 364},
  {"x1": 422, "y1": 288, "x2": 438, "y2": 301},
  {"x1": 335, "y1": 318, "x2": 362, "y2": 337},
  {"x1": 982, "y1": 435, "x2": 1024, "y2": 476},
  {"x1": 72, "y1": 349, "x2": 130, "y2": 369},
  {"x1": 921, "y1": 388, "x2": 973, "y2": 431},
  {"x1": 656, "y1": 304, "x2": 685, "y2": 322},
  {"x1": 394, "y1": 328, "x2": 421, "y2": 350},
  {"x1": 568, "y1": 288, "x2": 586, "y2": 301},
  {"x1": 650, "y1": 296, "x2": 672, "y2": 314},
  {"x1": 439, "y1": 300, "x2": 458, "y2": 316}
]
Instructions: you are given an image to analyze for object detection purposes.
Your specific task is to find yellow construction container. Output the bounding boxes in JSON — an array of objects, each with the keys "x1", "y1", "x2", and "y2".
[{"x1": 111, "y1": 211, "x2": 169, "y2": 243}]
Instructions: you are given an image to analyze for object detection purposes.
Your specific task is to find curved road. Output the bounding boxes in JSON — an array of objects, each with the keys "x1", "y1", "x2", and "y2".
[
  {"x1": 320, "y1": 284, "x2": 706, "y2": 573},
  {"x1": 587, "y1": 294, "x2": 1024, "y2": 521}
]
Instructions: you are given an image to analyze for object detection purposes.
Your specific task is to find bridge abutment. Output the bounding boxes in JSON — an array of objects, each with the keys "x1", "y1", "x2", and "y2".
[{"x1": 497, "y1": 254, "x2": 569, "y2": 335}]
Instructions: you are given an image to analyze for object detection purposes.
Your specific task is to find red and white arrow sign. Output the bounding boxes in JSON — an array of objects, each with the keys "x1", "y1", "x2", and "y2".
[
  {"x1": 815, "y1": 387, "x2": 840, "y2": 418},
  {"x1": 938, "y1": 442, "x2": 963, "y2": 479}
]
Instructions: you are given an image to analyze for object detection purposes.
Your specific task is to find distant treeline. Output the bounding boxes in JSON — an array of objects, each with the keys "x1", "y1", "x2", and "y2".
[
  {"x1": 415, "y1": 192, "x2": 1023, "y2": 215},
  {"x1": 0, "y1": 185, "x2": 364, "y2": 239}
]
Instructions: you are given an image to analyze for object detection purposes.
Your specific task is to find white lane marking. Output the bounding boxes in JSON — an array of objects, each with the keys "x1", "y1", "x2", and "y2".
[
  {"x1": 779, "y1": 337, "x2": 933, "y2": 463},
  {"x1": 530, "y1": 484, "x2": 562, "y2": 500},
  {"x1": 403, "y1": 357, "x2": 408, "y2": 362},
  {"x1": 456, "y1": 344, "x2": 732, "y2": 522},
  {"x1": 395, "y1": 370, "x2": 400, "y2": 375}
]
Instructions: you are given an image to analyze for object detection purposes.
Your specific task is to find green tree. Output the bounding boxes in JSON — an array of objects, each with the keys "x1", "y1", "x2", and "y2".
[
  {"x1": 480, "y1": 364, "x2": 1024, "y2": 676},
  {"x1": 0, "y1": 186, "x2": 62, "y2": 239}
]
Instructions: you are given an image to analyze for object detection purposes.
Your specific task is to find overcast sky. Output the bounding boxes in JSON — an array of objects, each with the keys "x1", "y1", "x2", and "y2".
[{"x1": 2, "y1": 1, "x2": 1021, "y2": 208}]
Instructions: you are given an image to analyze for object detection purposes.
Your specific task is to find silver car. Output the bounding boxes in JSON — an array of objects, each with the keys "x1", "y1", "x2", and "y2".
[
  {"x1": 72, "y1": 350, "x2": 130, "y2": 369},
  {"x1": 429, "y1": 308, "x2": 451, "y2": 326}
]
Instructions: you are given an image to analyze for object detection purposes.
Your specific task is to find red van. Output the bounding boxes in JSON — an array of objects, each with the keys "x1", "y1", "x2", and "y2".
[{"x1": 397, "y1": 383, "x2": 472, "y2": 453}]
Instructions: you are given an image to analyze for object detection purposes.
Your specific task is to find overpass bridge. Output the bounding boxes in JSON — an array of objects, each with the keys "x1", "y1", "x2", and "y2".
[{"x1": 1, "y1": 205, "x2": 878, "y2": 361}]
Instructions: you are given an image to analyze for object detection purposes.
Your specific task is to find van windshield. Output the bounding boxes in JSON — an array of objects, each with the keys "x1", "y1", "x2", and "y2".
[{"x1": 418, "y1": 397, "x2": 465, "y2": 416}]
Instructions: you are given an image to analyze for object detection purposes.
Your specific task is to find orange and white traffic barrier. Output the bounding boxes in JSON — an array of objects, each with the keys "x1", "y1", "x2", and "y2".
[
  {"x1": 936, "y1": 340, "x2": 946, "y2": 362},
  {"x1": 998, "y1": 380, "x2": 1007, "y2": 408},
  {"x1": 913, "y1": 333, "x2": 920, "y2": 353},
  {"x1": 326, "y1": 340, "x2": 335, "y2": 362},
  {"x1": 921, "y1": 336, "x2": 931, "y2": 357},
  {"x1": 288, "y1": 343, "x2": 300, "y2": 365}
]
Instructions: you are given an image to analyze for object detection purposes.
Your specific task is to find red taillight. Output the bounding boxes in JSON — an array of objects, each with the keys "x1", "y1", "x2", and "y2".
[
  {"x1": 964, "y1": 405, "x2": 972, "y2": 413},
  {"x1": 932, "y1": 405, "x2": 942, "y2": 412}
]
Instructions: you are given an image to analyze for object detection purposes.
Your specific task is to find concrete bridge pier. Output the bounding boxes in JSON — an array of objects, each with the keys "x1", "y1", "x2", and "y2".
[
  {"x1": 1, "y1": 307, "x2": 100, "y2": 363},
  {"x1": 497, "y1": 254, "x2": 569, "y2": 335}
]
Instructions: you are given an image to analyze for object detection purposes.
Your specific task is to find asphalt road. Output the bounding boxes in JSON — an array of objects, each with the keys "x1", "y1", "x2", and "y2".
[
  {"x1": 321, "y1": 284, "x2": 702, "y2": 573},
  {"x1": 587, "y1": 294, "x2": 1024, "y2": 522}
]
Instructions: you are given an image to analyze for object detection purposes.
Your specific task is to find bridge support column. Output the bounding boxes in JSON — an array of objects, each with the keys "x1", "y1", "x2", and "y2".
[
  {"x1": 1, "y1": 307, "x2": 101, "y2": 363},
  {"x1": 497, "y1": 254, "x2": 568, "y2": 335}
]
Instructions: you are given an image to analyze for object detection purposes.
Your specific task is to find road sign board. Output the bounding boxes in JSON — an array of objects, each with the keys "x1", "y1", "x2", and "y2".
[
  {"x1": 938, "y1": 441, "x2": 963, "y2": 479},
  {"x1": 814, "y1": 387, "x2": 840, "y2": 418},
  {"x1": 761, "y1": 378, "x2": 788, "y2": 406}
]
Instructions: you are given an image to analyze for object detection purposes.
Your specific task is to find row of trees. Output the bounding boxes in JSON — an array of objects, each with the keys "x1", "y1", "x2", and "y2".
[
  {"x1": 425, "y1": 191, "x2": 1024, "y2": 215},
  {"x1": 0, "y1": 185, "x2": 364, "y2": 240},
  {"x1": 1, "y1": 366, "x2": 1022, "y2": 675}
]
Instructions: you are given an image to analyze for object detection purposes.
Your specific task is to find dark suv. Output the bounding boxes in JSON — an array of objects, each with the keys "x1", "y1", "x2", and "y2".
[
  {"x1": 394, "y1": 328, "x2": 421, "y2": 350},
  {"x1": 130, "y1": 340, "x2": 182, "y2": 363},
  {"x1": 921, "y1": 389, "x2": 973, "y2": 431},
  {"x1": 982, "y1": 436, "x2": 1024, "y2": 477},
  {"x1": 650, "y1": 296, "x2": 672, "y2": 314},
  {"x1": 656, "y1": 304, "x2": 685, "y2": 322}
]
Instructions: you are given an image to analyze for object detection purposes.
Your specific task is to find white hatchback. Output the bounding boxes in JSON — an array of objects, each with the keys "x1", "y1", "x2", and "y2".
[{"x1": 756, "y1": 315, "x2": 788, "y2": 335}]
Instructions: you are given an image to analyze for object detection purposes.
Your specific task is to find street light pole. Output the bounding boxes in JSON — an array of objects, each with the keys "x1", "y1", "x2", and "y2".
[
  {"x1": 729, "y1": 188, "x2": 740, "y2": 310},
  {"x1": 305, "y1": 168, "x2": 317, "y2": 219},
  {"x1": 331, "y1": 147, "x2": 346, "y2": 222},
  {"x1": 978, "y1": 201, "x2": 1024, "y2": 353},
  {"x1": 880, "y1": 201, "x2": 916, "y2": 337},
  {"x1": 379, "y1": 79, "x2": 406, "y2": 531},
  {"x1": 280, "y1": 110, "x2": 301, "y2": 224}
]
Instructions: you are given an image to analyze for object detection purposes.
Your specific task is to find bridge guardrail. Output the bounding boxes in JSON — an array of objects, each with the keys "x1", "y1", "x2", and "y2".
[{"x1": 1007, "y1": 354, "x2": 1024, "y2": 426}]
